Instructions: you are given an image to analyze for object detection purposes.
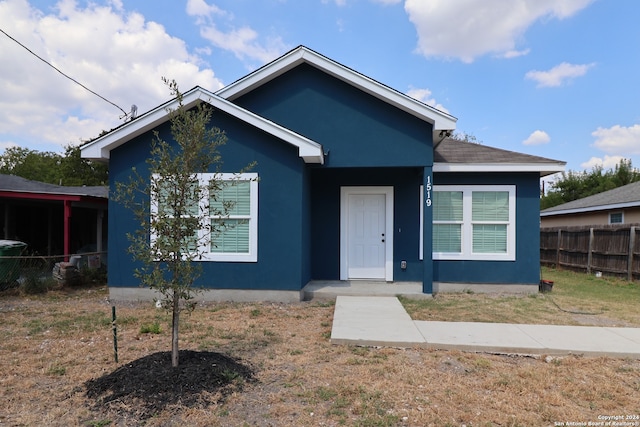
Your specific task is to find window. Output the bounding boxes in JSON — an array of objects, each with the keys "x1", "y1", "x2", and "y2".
[
  {"x1": 151, "y1": 173, "x2": 258, "y2": 262},
  {"x1": 609, "y1": 212, "x2": 623, "y2": 224},
  {"x1": 429, "y1": 185, "x2": 516, "y2": 261}
]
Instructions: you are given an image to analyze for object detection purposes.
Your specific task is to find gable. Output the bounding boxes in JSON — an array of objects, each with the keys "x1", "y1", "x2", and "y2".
[
  {"x1": 217, "y1": 46, "x2": 457, "y2": 139},
  {"x1": 231, "y1": 63, "x2": 435, "y2": 167},
  {"x1": 80, "y1": 87, "x2": 324, "y2": 164}
]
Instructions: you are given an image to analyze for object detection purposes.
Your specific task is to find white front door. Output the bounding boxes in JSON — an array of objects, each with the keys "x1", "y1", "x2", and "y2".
[{"x1": 340, "y1": 187, "x2": 394, "y2": 281}]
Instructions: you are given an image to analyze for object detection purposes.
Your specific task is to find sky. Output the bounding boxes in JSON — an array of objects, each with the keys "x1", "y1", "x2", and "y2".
[{"x1": 1, "y1": 0, "x2": 639, "y2": 182}]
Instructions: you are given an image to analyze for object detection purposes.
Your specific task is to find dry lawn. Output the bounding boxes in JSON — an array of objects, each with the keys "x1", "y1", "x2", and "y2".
[{"x1": 1, "y1": 282, "x2": 640, "y2": 426}]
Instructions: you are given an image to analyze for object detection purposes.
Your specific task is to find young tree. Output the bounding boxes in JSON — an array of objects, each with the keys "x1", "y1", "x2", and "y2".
[{"x1": 114, "y1": 79, "x2": 250, "y2": 367}]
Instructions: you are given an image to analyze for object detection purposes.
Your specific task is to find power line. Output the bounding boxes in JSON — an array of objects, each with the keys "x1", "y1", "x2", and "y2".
[{"x1": 0, "y1": 27, "x2": 129, "y2": 117}]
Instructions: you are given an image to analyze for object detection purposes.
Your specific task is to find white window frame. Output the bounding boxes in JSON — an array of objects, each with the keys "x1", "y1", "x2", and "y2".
[
  {"x1": 421, "y1": 185, "x2": 516, "y2": 261},
  {"x1": 150, "y1": 172, "x2": 258, "y2": 262},
  {"x1": 609, "y1": 211, "x2": 624, "y2": 224}
]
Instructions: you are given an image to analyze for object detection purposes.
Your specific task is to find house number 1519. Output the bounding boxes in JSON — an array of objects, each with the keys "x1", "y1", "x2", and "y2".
[{"x1": 425, "y1": 176, "x2": 432, "y2": 207}]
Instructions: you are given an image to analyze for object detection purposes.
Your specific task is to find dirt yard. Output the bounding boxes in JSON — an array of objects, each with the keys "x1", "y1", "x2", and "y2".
[{"x1": 1, "y1": 286, "x2": 639, "y2": 426}]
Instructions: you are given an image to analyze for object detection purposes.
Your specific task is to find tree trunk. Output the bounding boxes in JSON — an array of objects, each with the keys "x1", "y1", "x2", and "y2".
[{"x1": 171, "y1": 291, "x2": 180, "y2": 367}]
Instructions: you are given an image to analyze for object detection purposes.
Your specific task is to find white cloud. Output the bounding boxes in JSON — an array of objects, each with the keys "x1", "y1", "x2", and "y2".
[
  {"x1": 581, "y1": 155, "x2": 627, "y2": 170},
  {"x1": 0, "y1": 0, "x2": 222, "y2": 151},
  {"x1": 321, "y1": 0, "x2": 347, "y2": 7},
  {"x1": 186, "y1": 0, "x2": 226, "y2": 18},
  {"x1": 406, "y1": 87, "x2": 449, "y2": 113},
  {"x1": 187, "y1": 1, "x2": 287, "y2": 64},
  {"x1": 501, "y1": 48, "x2": 531, "y2": 59},
  {"x1": 198, "y1": 25, "x2": 286, "y2": 64},
  {"x1": 404, "y1": 0, "x2": 594, "y2": 63},
  {"x1": 592, "y1": 124, "x2": 640, "y2": 155},
  {"x1": 522, "y1": 130, "x2": 550, "y2": 146},
  {"x1": 525, "y1": 62, "x2": 595, "y2": 87}
]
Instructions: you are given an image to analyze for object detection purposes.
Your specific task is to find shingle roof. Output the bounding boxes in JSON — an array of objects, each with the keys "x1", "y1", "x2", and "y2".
[
  {"x1": 0, "y1": 175, "x2": 108, "y2": 198},
  {"x1": 434, "y1": 138, "x2": 561, "y2": 164},
  {"x1": 541, "y1": 180, "x2": 640, "y2": 216},
  {"x1": 433, "y1": 138, "x2": 565, "y2": 176}
]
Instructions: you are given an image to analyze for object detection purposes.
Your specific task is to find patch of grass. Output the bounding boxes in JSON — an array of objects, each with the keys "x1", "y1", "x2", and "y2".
[
  {"x1": 3, "y1": 283, "x2": 640, "y2": 426},
  {"x1": 400, "y1": 267, "x2": 640, "y2": 326},
  {"x1": 22, "y1": 310, "x2": 118, "y2": 336},
  {"x1": 220, "y1": 368, "x2": 243, "y2": 384},
  {"x1": 139, "y1": 322, "x2": 162, "y2": 334},
  {"x1": 313, "y1": 300, "x2": 335, "y2": 308},
  {"x1": 316, "y1": 386, "x2": 338, "y2": 401},
  {"x1": 47, "y1": 364, "x2": 66, "y2": 376},
  {"x1": 471, "y1": 357, "x2": 492, "y2": 371},
  {"x1": 23, "y1": 318, "x2": 48, "y2": 335},
  {"x1": 350, "y1": 346, "x2": 369, "y2": 356},
  {"x1": 353, "y1": 387, "x2": 398, "y2": 427}
]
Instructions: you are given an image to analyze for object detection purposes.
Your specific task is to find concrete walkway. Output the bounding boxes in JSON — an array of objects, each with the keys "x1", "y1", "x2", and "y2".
[{"x1": 330, "y1": 296, "x2": 640, "y2": 359}]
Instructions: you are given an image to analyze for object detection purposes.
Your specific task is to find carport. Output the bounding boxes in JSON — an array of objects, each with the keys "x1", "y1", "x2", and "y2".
[{"x1": 0, "y1": 175, "x2": 107, "y2": 259}]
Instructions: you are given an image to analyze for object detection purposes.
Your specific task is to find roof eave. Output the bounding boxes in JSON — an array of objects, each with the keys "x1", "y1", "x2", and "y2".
[
  {"x1": 541, "y1": 201, "x2": 640, "y2": 217},
  {"x1": 433, "y1": 162, "x2": 566, "y2": 176},
  {"x1": 80, "y1": 87, "x2": 324, "y2": 165},
  {"x1": 80, "y1": 91, "x2": 204, "y2": 161},
  {"x1": 216, "y1": 46, "x2": 457, "y2": 132}
]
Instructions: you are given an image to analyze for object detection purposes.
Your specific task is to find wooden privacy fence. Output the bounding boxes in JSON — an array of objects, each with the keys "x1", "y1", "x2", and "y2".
[{"x1": 540, "y1": 224, "x2": 640, "y2": 280}]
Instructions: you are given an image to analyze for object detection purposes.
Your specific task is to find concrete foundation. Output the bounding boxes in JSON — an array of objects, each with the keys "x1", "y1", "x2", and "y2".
[
  {"x1": 107, "y1": 281, "x2": 539, "y2": 303},
  {"x1": 108, "y1": 287, "x2": 304, "y2": 304},
  {"x1": 433, "y1": 282, "x2": 539, "y2": 294}
]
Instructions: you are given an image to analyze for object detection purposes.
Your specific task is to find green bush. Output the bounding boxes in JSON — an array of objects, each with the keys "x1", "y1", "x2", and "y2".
[{"x1": 20, "y1": 269, "x2": 56, "y2": 294}]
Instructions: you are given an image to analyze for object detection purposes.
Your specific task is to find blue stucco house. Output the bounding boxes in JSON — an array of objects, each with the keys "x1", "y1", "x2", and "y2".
[{"x1": 81, "y1": 46, "x2": 565, "y2": 301}]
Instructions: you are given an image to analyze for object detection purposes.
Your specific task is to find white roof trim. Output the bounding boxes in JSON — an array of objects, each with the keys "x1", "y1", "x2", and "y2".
[
  {"x1": 216, "y1": 46, "x2": 457, "y2": 132},
  {"x1": 81, "y1": 87, "x2": 324, "y2": 164},
  {"x1": 433, "y1": 162, "x2": 565, "y2": 176},
  {"x1": 540, "y1": 201, "x2": 640, "y2": 217}
]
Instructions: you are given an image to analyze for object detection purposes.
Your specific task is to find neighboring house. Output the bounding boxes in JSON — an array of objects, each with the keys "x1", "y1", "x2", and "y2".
[
  {"x1": 0, "y1": 174, "x2": 107, "y2": 257},
  {"x1": 541, "y1": 181, "x2": 640, "y2": 227},
  {"x1": 81, "y1": 46, "x2": 565, "y2": 301}
]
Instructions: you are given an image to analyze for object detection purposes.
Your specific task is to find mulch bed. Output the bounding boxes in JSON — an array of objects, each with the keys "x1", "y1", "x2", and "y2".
[{"x1": 84, "y1": 350, "x2": 255, "y2": 421}]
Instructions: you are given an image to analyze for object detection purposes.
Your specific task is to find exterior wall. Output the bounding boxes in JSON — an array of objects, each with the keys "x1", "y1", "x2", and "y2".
[
  {"x1": 309, "y1": 167, "x2": 424, "y2": 282},
  {"x1": 106, "y1": 63, "x2": 544, "y2": 294},
  {"x1": 541, "y1": 207, "x2": 640, "y2": 228},
  {"x1": 234, "y1": 63, "x2": 434, "y2": 286},
  {"x1": 233, "y1": 63, "x2": 433, "y2": 168},
  {"x1": 433, "y1": 172, "x2": 542, "y2": 285},
  {"x1": 108, "y1": 109, "x2": 310, "y2": 292}
]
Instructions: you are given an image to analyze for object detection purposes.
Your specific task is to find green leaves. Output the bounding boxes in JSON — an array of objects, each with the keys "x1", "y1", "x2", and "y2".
[
  {"x1": 0, "y1": 144, "x2": 107, "y2": 186},
  {"x1": 112, "y1": 78, "x2": 242, "y2": 367},
  {"x1": 542, "y1": 159, "x2": 640, "y2": 209}
]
